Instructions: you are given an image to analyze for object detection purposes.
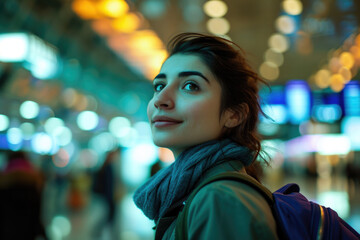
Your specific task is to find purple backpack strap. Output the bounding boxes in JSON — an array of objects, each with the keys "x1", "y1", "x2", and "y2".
[{"x1": 273, "y1": 183, "x2": 360, "y2": 240}]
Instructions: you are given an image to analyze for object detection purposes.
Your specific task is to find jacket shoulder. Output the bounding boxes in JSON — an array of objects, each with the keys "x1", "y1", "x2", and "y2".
[{"x1": 187, "y1": 180, "x2": 278, "y2": 240}]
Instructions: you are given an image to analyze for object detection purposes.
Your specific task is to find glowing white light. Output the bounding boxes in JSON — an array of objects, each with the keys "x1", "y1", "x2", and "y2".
[
  {"x1": 282, "y1": 0, "x2": 303, "y2": 15},
  {"x1": 275, "y1": 15, "x2": 296, "y2": 34},
  {"x1": 53, "y1": 126, "x2": 72, "y2": 146},
  {"x1": 206, "y1": 18, "x2": 230, "y2": 35},
  {"x1": 130, "y1": 143, "x2": 158, "y2": 165},
  {"x1": 133, "y1": 121, "x2": 152, "y2": 141},
  {"x1": 0, "y1": 114, "x2": 10, "y2": 131},
  {"x1": 89, "y1": 132, "x2": 118, "y2": 154},
  {"x1": 77, "y1": 111, "x2": 99, "y2": 131},
  {"x1": 20, "y1": 101, "x2": 40, "y2": 119},
  {"x1": 44, "y1": 117, "x2": 65, "y2": 135},
  {"x1": 203, "y1": 0, "x2": 228, "y2": 18},
  {"x1": 109, "y1": 117, "x2": 131, "y2": 138},
  {"x1": 31, "y1": 56, "x2": 58, "y2": 79},
  {"x1": 52, "y1": 215, "x2": 71, "y2": 237},
  {"x1": 0, "y1": 33, "x2": 28, "y2": 62},
  {"x1": 31, "y1": 132, "x2": 56, "y2": 154},
  {"x1": 7, "y1": 127, "x2": 23, "y2": 145},
  {"x1": 341, "y1": 116, "x2": 360, "y2": 150},
  {"x1": 118, "y1": 128, "x2": 138, "y2": 147},
  {"x1": 268, "y1": 33, "x2": 289, "y2": 53},
  {"x1": 318, "y1": 191, "x2": 349, "y2": 219},
  {"x1": 317, "y1": 134, "x2": 351, "y2": 155},
  {"x1": 0, "y1": 33, "x2": 58, "y2": 79},
  {"x1": 20, "y1": 122, "x2": 35, "y2": 140}
]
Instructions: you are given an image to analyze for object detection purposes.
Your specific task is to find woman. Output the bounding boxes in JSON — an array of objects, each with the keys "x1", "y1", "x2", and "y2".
[{"x1": 134, "y1": 33, "x2": 278, "y2": 239}]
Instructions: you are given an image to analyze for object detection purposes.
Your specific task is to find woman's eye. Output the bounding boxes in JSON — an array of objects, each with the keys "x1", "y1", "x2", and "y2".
[
  {"x1": 183, "y1": 82, "x2": 200, "y2": 91},
  {"x1": 154, "y1": 83, "x2": 165, "y2": 92}
]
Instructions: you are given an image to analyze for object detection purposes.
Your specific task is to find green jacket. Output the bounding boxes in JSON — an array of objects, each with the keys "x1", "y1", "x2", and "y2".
[{"x1": 160, "y1": 160, "x2": 279, "y2": 240}]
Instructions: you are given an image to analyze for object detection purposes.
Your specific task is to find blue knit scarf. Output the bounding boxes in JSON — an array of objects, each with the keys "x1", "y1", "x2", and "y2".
[{"x1": 133, "y1": 138, "x2": 253, "y2": 221}]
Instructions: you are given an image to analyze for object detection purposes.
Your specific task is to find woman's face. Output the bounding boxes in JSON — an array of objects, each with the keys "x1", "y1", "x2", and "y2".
[{"x1": 147, "y1": 54, "x2": 232, "y2": 157}]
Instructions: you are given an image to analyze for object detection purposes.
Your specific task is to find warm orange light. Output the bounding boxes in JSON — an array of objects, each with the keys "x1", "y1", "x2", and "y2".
[
  {"x1": 97, "y1": 0, "x2": 129, "y2": 18},
  {"x1": 159, "y1": 148, "x2": 175, "y2": 163},
  {"x1": 128, "y1": 31, "x2": 164, "y2": 51},
  {"x1": 112, "y1": 13, "x2": 142, "y2": 33},
  {"x1": 144, "y1": 49, "x2": 168, "y2": 79},
  {"x1": 330, "y1": 74, "x2": 345, "y2": 92},
  {"x1": 92, "y1": 19, "x2": 115, "y2": 36},
  {"x1": 355, "y1": 34, "x2": 360, "y2": 46},
  {"x1": 350, "y1": 45, "x2": 360, "y2": 61},
  {"x1": 107, "y1": 30, "x2": 168, "y2": 80},
  {"x1": 339, "y1": 51, "x2": 355, "y2": 69},
  {"x1": 329, "y1": 57, "x2": 341, "y2": 73},
  {"x1": 338, "y1": 66, "x2": 352, "y2": 83},
  {"x1": 72, "y1": 0, "x2": 101, "y2": 19},
  {"x1": 315, "y1": 69, "x2": 331, "y2": 88}
]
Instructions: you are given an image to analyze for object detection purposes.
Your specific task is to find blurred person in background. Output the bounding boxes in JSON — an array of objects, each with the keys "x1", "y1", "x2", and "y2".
[
  {"x1": 133, "y1": 33, "x2": 277, "y2": 239},
  {"x1": 92, "y1": 147, "x2": 124, "y2": 240},
  {"x1": 0, "y1": 150, "x2": 48, "y2": 240}
]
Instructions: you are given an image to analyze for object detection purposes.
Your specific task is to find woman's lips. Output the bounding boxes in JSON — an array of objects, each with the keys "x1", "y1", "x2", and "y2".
[
  {"x1": 152, "y1": 116, "x2": 182, "y2": 128},
  {"x1": 153, "y1": 120, "x2": 182, "y2": 127}
]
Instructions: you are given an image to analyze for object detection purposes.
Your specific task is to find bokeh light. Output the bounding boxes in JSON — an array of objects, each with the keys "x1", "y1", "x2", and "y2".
[
  {"x1": 44, "y1": 117, "x2": 65, "y2": 136},
  {"x1": 268, "y1": 33, "x2": 289, "y2": 53},
  {"x1": 7, "y1": 127, "x2": 23, "y2": 145},
  {"x1": 339, "y1": 51, "x2": 355, "y2": 69},
  {"x1": 76, "y1": 111, "x2": 99, "y2": 131},
  {"x1": 282, "y1": 0, "x2": 303, "y2": 15},
  {"x1": 338, "y1": 66, "x2": 352, "y2": 83},
  {"x1": 72, "y1": 0, "x2": 101, "y2": 19},
  {"x1": 275, "y1": 15, "x2": 296, "y2": 34},
  {"x1": 264, "y1": 49, "x2": 284, "y2": 67},
  {"x1": 20, "y1": 100, "x2": 40, "y2": 119},
  {"x1": 20, "y1": 122, "x2": 35, "y2": 140},
  {"x1": 330, "y1": 74, "x2": 345, "y2": 92},
  {"x1": 112, "y1": 13, "x2": 141, "y2": 33},
  {"x1": 51, "y1": 215, "x2": 71, "y2": 237},
  {"x1": 203, "y1": 0, "x2": 228, "y2": 18},
  {"x1": 53, "y1": 126, "x2": 73, "y2": 146},
  {"x1": 0, "y1": 114, "x2": 10, "y2": 131},
  {"x1": 315, "y1": 69, "x2": 331, "y2": 88},
  {"x1": 97, "y1": 0, "x2": 129, "y2": 18},
  {"x1": 206, "y1": 18, "x2": 230, "y2": 35},
  {"x1": 259, "y1": 61, "x2": 280, "y2": 81},
  {"x1": 109, "y1": 116, "x2": 131, "y2": 138},
  {"x1": 52, "y1": 149, "x2": 70, "y2": 168},
  {"x1": 31, "y1": 132, "x2": 57, "y2": 154}
]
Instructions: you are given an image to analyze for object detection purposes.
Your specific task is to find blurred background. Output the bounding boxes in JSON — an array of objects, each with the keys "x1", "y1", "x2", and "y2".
[{"x1": 0, "y1": 0, "x2": 359, "y2": 239}]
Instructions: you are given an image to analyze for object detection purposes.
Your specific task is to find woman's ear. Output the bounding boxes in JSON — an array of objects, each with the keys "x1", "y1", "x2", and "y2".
[{"x1": 224, "y1": 103, "x2": 249, "y2": 128}]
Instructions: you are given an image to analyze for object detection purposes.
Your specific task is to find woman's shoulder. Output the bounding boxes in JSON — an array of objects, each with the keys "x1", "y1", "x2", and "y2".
[
  {"x1": 186, "y1": 178, "x2": 278, "y2": 239},
  {"x1": 192, "y1": 178, "x2": 269, "y2": 212}
]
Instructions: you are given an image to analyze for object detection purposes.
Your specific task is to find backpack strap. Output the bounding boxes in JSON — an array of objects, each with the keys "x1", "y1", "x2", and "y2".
[{"x1": 175, "y1": 172, "x2": 274, "y2": 240}]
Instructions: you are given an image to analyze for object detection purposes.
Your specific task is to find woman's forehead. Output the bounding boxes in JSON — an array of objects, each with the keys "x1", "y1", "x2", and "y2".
[{"x1": 160, "y1": 54, "x2": 213, "y2": 77}]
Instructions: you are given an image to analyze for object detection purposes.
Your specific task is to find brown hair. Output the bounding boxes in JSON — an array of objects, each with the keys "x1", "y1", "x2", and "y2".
[{"x1": 167, "y1": 33, "x2": 269, "y2": 178}]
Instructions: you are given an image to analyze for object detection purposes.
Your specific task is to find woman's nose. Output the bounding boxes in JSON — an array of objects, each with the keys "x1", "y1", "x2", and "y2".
[{"x1": 153, "y1": 89, "x2": 174, "y2": 109}]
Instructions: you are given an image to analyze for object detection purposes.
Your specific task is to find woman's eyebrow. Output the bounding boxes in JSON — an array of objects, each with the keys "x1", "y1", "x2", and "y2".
[
  {"x1": 178, "y1": 71, "x2": 210, "y2": 83},
  {"x1": 153, "y1": 73, "x2": 166, "y2": 80},
  {"x1": 153, "y1": 71, "x2": 210, "y2": 83}
]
